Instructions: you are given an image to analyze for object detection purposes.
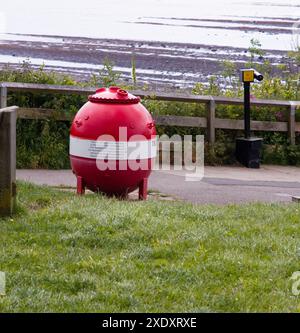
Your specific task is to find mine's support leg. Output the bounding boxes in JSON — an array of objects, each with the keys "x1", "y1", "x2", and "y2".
[
  {"x1": 139, "y1": 178, "x2": 148, "y2": 201},
  {"x1": 77, "y1": 176, "x2": 85, "y2": 195}
]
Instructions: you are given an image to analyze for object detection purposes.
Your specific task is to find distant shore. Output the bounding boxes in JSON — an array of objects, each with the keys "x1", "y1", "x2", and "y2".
[{"x1": 0, "y1": 33, "x2": 296, "y2": 90}]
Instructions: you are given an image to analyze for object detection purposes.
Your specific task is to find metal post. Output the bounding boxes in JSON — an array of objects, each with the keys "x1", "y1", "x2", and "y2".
[
  {"x1": 0, "y1": 106, "x2": 18, "y2": 217},
  {"x1": 236, "y1": 69, "x2": 263, "y2": 168},
  {"x1": 244, "y1": 82, "x2": 251, "y2": 139}
]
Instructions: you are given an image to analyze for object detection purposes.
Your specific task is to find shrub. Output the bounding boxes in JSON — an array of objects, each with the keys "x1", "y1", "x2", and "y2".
[{"x1": 1, "y1": 57, "x2": 299, "y2": 168}]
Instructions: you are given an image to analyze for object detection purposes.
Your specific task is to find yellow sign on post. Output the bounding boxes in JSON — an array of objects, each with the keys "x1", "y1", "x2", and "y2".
[{"x1": 242, "y1": 70, "x2": 254, "y2": 82}]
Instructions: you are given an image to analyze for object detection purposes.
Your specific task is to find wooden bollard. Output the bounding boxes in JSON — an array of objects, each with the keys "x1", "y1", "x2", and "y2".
[{"x1": 0, "y1": 106, "x2": 18, "y2": 217}]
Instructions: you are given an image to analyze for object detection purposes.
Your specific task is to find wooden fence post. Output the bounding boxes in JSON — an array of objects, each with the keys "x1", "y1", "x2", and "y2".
[
  {"x1": 0, "y1": 87, "x2": 7, "y2": 109},
  {"x1": 206, "y1": 98, "x2": 216, "y2": 144},
  {"x1": 288, "y1": 103, "x2": 296, "y2": 145},
  {"x1": 0, "y1": 106, "x2": 18, "y2": 217}
]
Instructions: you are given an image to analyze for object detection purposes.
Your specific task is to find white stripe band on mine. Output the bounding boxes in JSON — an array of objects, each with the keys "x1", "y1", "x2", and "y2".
[{"x1": 70, "y1": 136, "x2": 157, "y2": 160}]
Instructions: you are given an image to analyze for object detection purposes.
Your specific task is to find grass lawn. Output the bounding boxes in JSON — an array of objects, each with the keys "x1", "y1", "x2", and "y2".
[{"x1": 0, "y1": 182, "x2": 300, "y2": 313}]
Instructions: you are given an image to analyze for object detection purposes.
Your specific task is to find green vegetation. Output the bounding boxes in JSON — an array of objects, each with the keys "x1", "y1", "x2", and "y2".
[
  {"x1": 0, "y1": 39, "x2": 300, "y2": 168},
  {"x1": 131, "y1": 55, "x2": 137, "y2": 87},
  {"x1": 90, "y1": 57, "x2": 121, "y2": 88},
  {"x1": 0, "y1": 182, "x2": 300, "y2": 312},
  {"x1": 289, "y1": 46, "x2": 300, "y2": 70},
  {"x1": 248, "y1": 38, "x2": 265, "y2": 64}
]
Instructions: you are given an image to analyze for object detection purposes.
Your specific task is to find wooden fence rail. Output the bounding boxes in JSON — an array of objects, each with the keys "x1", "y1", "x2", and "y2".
[
  {"x1": 0, "y1": 82, "x2": 299, "y2": 144},
  {"x1": 0, "y1": 106, "x2": 18, "y2": 217}
]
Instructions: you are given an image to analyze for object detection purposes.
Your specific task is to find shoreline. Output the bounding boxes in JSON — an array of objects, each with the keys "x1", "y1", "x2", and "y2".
[{"x1": 0, "y1": 33, "x2": 297, "y2": 90}]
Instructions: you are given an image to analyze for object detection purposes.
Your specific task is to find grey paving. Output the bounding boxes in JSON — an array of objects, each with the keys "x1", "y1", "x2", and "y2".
[{"x1": 16, "y1": 167, "x2": 300, "y2": 205}]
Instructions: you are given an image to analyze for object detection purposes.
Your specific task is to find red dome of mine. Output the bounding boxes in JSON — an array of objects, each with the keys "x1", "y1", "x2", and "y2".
[
  {"x1": 70, "y1": 87, "x2": 157, "y2": 199},
  {"x1": 88, "y1": 86, "x2": 141, "y2": 104}
]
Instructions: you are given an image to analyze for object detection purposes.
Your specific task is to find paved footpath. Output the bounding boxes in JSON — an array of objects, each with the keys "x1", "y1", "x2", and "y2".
[{"x1": 17, "y1": 166, "x2": 300, "y2": 205}]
